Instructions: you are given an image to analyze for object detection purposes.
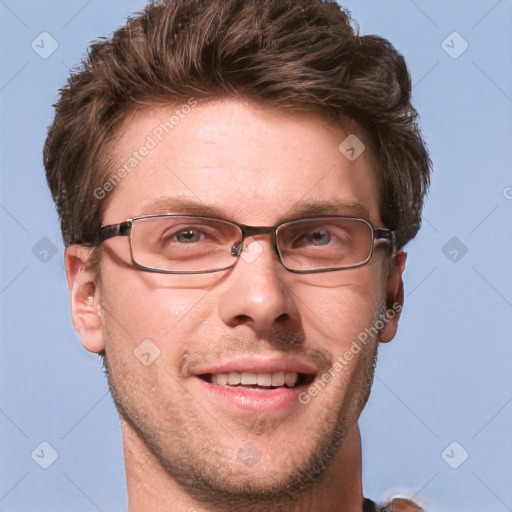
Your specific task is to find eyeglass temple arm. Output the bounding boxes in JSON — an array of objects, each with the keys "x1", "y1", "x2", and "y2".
[
  {"x1": 98, "y1": 221, "x2": 132, "y2": 242},
  {"x1": 375, "y1": 229, "x2": 396, "y2": 252}
]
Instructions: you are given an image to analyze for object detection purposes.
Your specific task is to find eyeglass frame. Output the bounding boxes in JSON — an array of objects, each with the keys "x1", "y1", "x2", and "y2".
[{"x1": 97, "y1": 213, "x2": 396, "y2": 275}]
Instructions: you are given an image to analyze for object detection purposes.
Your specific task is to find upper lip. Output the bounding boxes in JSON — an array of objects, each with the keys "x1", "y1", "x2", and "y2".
[{"x1": 191, "y1": 356, "x2": 318, "y2": 376}]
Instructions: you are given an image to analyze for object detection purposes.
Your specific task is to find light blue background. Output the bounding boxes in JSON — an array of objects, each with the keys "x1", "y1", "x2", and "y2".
[{"x1": 1, "y1": 1, "x2": 511, "y2": 511}]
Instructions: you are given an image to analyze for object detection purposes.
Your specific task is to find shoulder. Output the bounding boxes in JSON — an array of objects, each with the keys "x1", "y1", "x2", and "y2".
[
  {"x1": 379, "y1": 496, "x2": 425, "y2": 512},
  {"x1": 364, "y1": 496, "x2": 425, "y2": 512}
]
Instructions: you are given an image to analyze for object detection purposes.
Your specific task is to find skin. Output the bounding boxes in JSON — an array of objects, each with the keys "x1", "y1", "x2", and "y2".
[{"x1": 65, "y1": 98, "x2": 406, "y2": 512}]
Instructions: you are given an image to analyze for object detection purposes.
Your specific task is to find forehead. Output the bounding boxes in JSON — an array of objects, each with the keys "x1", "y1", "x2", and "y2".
[{"x1": 102, "y1": 98, "x2": 381, "y2": 226}]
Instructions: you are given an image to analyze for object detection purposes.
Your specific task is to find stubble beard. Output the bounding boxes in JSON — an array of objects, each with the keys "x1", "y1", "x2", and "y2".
[{"x1": 102, "y1": 313, "x2": 382, "y2": 512}]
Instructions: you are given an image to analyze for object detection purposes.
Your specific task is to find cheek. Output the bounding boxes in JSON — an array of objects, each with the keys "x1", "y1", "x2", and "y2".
[
  {"x1": 294, "y1": 268, "x2": 385, "y2": 348},
  {"x1": 99, "y1": 264, "x2": 217, "y2": 351}
]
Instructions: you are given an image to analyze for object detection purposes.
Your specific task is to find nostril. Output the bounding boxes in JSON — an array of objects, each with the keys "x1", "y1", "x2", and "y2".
[
  {"x1": 275, "y1": 313, "x2": 289, "y2": 324},
  {"x1": 234, "y1": 314, "x2": 252, "y2": 324}
]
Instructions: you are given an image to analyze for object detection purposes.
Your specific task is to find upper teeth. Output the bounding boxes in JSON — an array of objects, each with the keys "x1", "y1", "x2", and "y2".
[{"x1": 210, "y1": 371, "x2": 298, "y2": 387}]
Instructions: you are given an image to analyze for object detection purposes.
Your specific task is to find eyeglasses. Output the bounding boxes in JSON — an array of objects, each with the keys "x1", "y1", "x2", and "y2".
[{"x1": 97, "y1": 214, "x2": 395, "y2": 274}]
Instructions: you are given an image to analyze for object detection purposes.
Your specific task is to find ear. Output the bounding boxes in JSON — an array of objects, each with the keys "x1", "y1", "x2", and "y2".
[
  {"x1": 64, "y1": 245, "x2": 105, "y2": 353},
  {"x1": 380, "y1": 250, "x2": 407, "y2": 343}
]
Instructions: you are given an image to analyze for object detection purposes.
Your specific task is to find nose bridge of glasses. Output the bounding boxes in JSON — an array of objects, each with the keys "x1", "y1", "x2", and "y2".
[
  {"x1": 230, "y1": 225, "x2": 278, "y2": 258},
  {"x1": 240, "y1": 225, "x2": 276, "y2": 238}
]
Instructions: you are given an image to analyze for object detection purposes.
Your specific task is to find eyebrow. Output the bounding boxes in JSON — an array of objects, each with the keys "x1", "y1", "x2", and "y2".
[
  {"x1": 284, "y1": 199, "x2": 370, "y2": 221},
  {"x1": 137, "y1": 197, "x2": 229, "y2": 218},
  {"x1": 136, "y1": 197, "x2": 370, "y2": 223}
]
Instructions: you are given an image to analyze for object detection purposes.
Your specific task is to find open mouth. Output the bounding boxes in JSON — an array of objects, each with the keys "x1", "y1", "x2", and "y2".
[{"x1": 198, "y1": 371, "x2": 315, "y2": 390}]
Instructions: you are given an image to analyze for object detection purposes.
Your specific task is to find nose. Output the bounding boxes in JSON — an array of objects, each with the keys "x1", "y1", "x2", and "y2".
[{"x1": 218, "y1": 237, "x2": 301, "y2": 336}]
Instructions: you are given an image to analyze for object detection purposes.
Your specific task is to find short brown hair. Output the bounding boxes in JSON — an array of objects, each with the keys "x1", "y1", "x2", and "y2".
[{"x1": 44, "y1": 0, "x2": 431, "y2": 251}]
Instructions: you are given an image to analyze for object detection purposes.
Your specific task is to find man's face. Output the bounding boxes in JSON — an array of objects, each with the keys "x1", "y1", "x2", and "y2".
[{"x1": 69, "y1": 99, "x2": 403, "y2": 502}]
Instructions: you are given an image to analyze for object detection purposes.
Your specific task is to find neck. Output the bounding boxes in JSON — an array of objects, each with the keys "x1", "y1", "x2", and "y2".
[{"x1": 123, "y1": 420, "x2": 365, "y2": 512}]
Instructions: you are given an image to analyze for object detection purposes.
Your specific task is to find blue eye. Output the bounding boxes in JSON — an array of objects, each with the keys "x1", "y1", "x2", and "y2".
[
  {"x1": 175, "y1": 229, "x2": 203, "y2": 243},
  {"x1": 305, "y1": 230, "x2": 331, "y2": 246}
]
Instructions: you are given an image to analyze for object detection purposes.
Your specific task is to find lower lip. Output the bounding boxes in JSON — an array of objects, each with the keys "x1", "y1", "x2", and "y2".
[{"x1": 195, "y1": 377, "x2": 308, "y2": 413}]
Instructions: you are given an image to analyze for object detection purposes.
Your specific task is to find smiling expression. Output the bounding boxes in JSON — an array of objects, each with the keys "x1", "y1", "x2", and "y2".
[{"x1": 68, "y1": 97, "x2": 404, "y2": 506}]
